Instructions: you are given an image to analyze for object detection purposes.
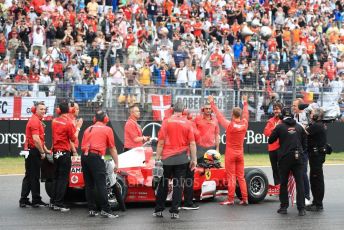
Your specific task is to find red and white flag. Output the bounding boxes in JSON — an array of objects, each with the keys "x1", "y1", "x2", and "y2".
[
  {"x1": 151, "y1": 94, "x2": 173, "y2": 121},
  {"x1": 288, "y1": 172, "x2": 296, "y2": 206}
]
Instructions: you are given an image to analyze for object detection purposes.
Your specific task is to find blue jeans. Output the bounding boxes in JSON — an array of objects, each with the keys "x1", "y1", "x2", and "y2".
[{"x1": 303, "y1": 151, "x2": 310, "y2": 200}]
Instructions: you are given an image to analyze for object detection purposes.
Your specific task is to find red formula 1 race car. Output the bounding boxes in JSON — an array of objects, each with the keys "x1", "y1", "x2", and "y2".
[
  {"x1": 119, "y1": 147, "x2": 270, "y2": 204},
  {"x1": 43, "y1": 146, "x2": 274, "y2": 207}
]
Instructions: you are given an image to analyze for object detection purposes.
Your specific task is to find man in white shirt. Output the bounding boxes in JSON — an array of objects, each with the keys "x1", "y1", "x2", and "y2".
[
  {"x1": 275, "y1": 75, "x2": 285, "y2": 92},
  {"x1": 292, "y1": 98, "x2": 311, "y2": 206},
  {"x1": 175, "y1": 61, "x2": 188, "y2": 95},
  {"x1": 109, "y1": 61, "x2": 125, "y2": 97}
]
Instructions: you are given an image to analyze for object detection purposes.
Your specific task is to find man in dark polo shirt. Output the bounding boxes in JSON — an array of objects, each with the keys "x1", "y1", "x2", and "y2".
[
  {"x1": 81, "y1": 110, "x2": 119, "y2": 218},
  {"x1": 153, "y1": 101, "x2": 197, "y2": 219},
  {"x1": 50, "y1": 102, "x2": 77, "y2": 212},
  {"x1": 19, "y1": 101, "x2": 50, "y2": 208}
]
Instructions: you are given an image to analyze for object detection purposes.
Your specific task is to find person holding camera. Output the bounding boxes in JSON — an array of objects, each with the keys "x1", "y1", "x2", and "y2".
[
  {"x1": 268, "y1": 107, "x2": 307, "y2": 216},
  {"x1": 304, "y1": 108, "x2": 327, "y2": 212}
]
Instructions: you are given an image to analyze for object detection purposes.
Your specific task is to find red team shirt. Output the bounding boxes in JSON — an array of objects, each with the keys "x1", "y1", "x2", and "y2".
[
  {"x1": 52, "y1": 116, "x2": 76, "y2": 152},
  {"x1": 124, "y1": 118, "x2": 143, "y2": 149},
  {"x1": 81, "y1": 122, "x2": 115, "y2": 156},
  {"x1": 194, "y1": 114, "x2": 219, "y2": 148},
  {"x1": 67, "y1": 113, "x2": 79, "y2": 148},
  {"x1": 158, "y1": 115, "x2": 195, "y2": 160},
  {"x1": 26, "y1": 114, "x2": 45, "y2": 149},
  {"x1": 264, "y1": 116, "x2": 281, "y2": 151},
  {"x1": 211, "y1": 101, "x2": 249, "y2": 153}
]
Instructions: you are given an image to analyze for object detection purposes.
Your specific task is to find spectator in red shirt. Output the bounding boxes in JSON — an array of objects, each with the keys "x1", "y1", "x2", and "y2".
[
  {"x1": 81, "y1": 110, "x2": 120, "y2": 218},
  {"x1": 125, "y1": 27, "x2": 135, "y2": 49},
  {"x1": 208, "y1": 94, "x2": 249, "y2": 205},
  {"x1": 31, "y1": 0, "x2": 46, "y2": 15},
  {"x1": 154, "y1": 101, "x2": 197, "y2": 219},
  {"x1": 210, "y1": 47, "x2": 224, "y2": 67},
  {"x1": 50, "y1": 101, "x2": 77, "y2": 212},
  {"x1": 323, "y1": 56, "x2": 337, "y2": 81},
  {"x1": 263, "y1": 102, "x2": 283, "y2": 185},
  {"x1": 19, "y1": 101, "x2": 50, "y2": 208},
  {"x1": 0, "y1": 32, "x2": 6, "y2": 60},
  {"x1": 29, "y1": 69, "x2": 41, "y2": 83},
  {"x1": 53, "y1": 59, "x2": 64, "y2": 79},
  {"x1": 124, "y1": 105, "x2": 150, "y2": 151}
]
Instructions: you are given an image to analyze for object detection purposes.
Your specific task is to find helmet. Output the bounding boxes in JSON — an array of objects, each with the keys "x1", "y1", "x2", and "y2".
[{"x1": 203, "y1": 150, "x2": 221, "y2": 168}]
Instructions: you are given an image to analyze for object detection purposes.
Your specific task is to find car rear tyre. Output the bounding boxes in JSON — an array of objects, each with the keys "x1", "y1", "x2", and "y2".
[
  {"x1": 235, "y1": 168, "x2": 268, "y2": 204},
  {"x1": 108, "y1": 174, "x2": 127, "y2": 211}
]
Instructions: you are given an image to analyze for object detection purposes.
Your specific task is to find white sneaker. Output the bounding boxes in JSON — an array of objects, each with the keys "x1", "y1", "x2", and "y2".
[
  {"x1": 305, "y1": 198, "x2": 312, "y2": 206},
  {"x1": 100, "y1": 210, "x2": 119, "y2": 218}
]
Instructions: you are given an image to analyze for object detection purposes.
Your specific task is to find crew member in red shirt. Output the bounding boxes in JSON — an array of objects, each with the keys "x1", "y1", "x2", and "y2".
[
  {"x1": 81, "y1": 110, "x2": 119, "y2": 218},
  {"x1": 195, "y1": 103, "x2": 220, "y2": 158},
  {"x1": 50, "y1": 101, "x2": 77, "y2": 212},
  {"x1": 263, "y1": 102, "x2": 283, "y2": 185},
  {"x1": 181, "y1": 103, "x2": 220, "y2": 210},
  {"x1": 67, "y1": 101, "x2": 83, "y2": 151},
  {"x1": 208, "y1": 95, "x2": 249, "y2": 205},
  {"x1": 19, "y1": 101, "x2": 50, "y2": 208},
  {"x1": 124, "y1": 105, "x2": 150, "y2": 151},
  {"x1": 153, "y1": 101, "x2": 197, "y2": 219}
]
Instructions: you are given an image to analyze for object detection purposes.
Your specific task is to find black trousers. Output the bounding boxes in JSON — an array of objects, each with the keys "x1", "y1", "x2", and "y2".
[
  {"x1": 309, "y1": 152, "x2": 325, "y2": 207},
  {"x1": 20, "y1": 148, "x2": 42, "y2": 204},
  {"x1": 269, "y1": 150, "x2": 280, "y2": 185},
  {"x1": 155, "y1": 163, "x2": 188, "y2": 214},
  {"x1": 182, "y1": 145, "x2": 213, "y2": 206},
  {"x1": 81, "y1": 154, "x2": 110, "y2": 212},
  {"x1": 51, "y1": 152, "x2": 71, "y2": 207},
  {"x1": 278, "y1": 152, "x2": 305, "y2": 210}
]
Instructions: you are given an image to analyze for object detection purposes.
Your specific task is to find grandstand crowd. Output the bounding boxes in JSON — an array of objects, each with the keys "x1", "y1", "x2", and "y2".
[{"x1": 0, "y1": 0, "x2": 343, "y2": 113}]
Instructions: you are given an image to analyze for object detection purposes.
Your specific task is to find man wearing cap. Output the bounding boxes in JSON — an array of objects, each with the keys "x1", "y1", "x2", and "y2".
[
  {"x1": 153, "y1": 101, "x2": 197, "y2": 219},
  {"x1": 268, "y1": 107, "x2": 307, "y2": 216}
]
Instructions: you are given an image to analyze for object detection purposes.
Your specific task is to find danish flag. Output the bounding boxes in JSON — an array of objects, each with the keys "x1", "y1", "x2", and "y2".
[{"x1": 151, "y1": 94, "x2": 173, "y2": 121}]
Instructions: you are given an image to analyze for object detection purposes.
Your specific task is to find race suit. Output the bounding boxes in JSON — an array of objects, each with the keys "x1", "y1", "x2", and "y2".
[{"x1": 210, "y1": 101, "x2": 249, "y2": 202}]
